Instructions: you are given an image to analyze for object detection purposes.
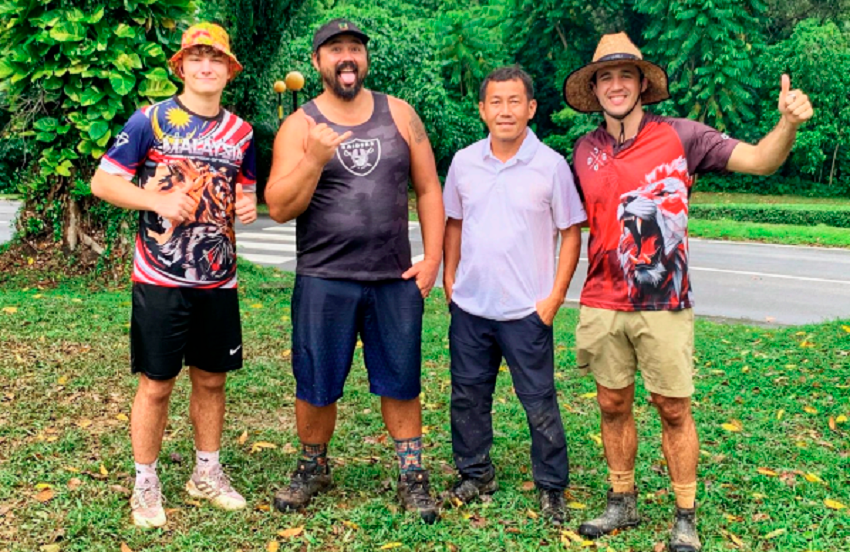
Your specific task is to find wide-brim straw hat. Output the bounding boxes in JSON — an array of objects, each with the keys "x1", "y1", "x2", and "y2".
[
  {"x1": 169, "y1": 22, "x2": 244, "y2": 81},
  {"x1": 563, "y1": 32, "x2": 669, "y2": 113}
]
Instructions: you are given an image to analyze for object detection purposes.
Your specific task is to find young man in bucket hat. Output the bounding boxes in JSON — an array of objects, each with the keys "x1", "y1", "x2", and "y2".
[
  {"x1": 91, "y1": 22, "x2": 257, "y2": 528},
  {"x1": 564, "y1": 32, "x2": 812, "y2": 551},
  {"x1": 264, "y1": 18, "x2": 444, "y2": 523}
]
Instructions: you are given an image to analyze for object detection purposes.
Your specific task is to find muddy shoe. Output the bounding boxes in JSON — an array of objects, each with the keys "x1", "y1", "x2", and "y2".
[
  {"x1": 578, "y1": 489, "x2": 640, "y2": 538},
  {"x1": 397, "y1": 469, "x2": 439, "y2": 524},
  {"x1": 668, "y1": 506, "x2": 702, "y2": 552},
  {"x1": 445, "y1": 467, "x2": 498, "y2": 506},
  {"x1": 273, "y1": 460, "x2": 332, "y2": 512},
  {"x1": 538, "y1": 488, "x2": 568, "y2": 525}
]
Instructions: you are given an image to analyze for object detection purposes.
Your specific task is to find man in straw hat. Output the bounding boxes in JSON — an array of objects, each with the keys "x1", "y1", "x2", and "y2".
[
  {"x1": 91, "y1": 22, "x2": 257, "y2": 528},
  {"x1": 265, "y1": 18, "x2": 444, "y2": 523},
  {"x1": 563, "y1": 32, "x2": 812, "y2": 551}
]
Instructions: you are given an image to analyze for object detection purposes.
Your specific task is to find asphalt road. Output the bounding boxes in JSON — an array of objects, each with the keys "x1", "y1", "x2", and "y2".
[
  {"x1": 2, "y1": 200, "x2": 847, "y2": 325},
  {"x1": 234, "y1": 216, "x2": 850, "y2": 326}
]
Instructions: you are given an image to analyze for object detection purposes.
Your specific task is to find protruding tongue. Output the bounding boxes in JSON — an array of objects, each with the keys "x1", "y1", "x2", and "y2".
[{"x1": 339, "y1": 71, "x2": 356, "y2": 85}]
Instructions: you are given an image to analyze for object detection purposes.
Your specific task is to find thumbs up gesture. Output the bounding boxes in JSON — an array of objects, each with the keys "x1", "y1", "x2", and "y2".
[
  {"x1": 235, "y1": 182, "x2": 257, "y2": 225},
  {"x1": 778, "y1": 74, "x2": 813, "y2": 127}
]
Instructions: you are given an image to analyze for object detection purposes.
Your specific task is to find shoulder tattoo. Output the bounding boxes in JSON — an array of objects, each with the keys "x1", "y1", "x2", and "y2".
[{"x1": 409, "y1": 110, "x2": 428, "y2": 144}]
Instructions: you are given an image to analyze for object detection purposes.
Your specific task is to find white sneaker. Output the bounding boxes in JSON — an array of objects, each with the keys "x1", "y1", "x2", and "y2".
[
  {"x1": 131, "y1": 477, "x2": 166, "y2": 528},
  {"x1": 185, "y1": 464, "x2": 246, "y2": 511}
]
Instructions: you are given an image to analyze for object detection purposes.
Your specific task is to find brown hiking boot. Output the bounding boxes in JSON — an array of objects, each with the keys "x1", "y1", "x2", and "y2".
[
  {"x1": 397, "y1": 469, "x2": 439, "y2": 524},
  {"x1": 668, "y1": 506, "x2": 702, "y2": 552},
  {"x1": 273, "y1": 460, "x2": 332, "y2": 512},
  {"x1": 578, "y1": 489, "x2": 640, "y2": 538}
]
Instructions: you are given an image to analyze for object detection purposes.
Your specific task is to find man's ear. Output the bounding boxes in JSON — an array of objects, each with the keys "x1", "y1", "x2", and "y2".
[{"x1": 641, "y1": 76, "x2": 648, "y2": 94}]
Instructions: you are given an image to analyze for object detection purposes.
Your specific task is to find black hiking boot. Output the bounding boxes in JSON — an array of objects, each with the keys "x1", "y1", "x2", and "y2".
[
  {"x1": 444, "y1": 466, "x2": 498, "y2": 506},
  {"x1": 538, "y1": 488, "x2": 568, "y2": 525},
  {"x1": 273, "y1": 459, "x2": 332, "y2": 512},
  {"x1": 397, "y1": 469, "x2": 439, "y2": 524},
  {"x1": 668, "y1": 506, "x2": 702, "y2": 552},
  {"x1": 578, "y1": 489, "x2": 640, "y2": 538}
]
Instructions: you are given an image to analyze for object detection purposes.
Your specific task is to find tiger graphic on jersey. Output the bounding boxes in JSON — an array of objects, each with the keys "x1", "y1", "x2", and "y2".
[{"x1": 617, "y1": 157, "x2": 690, "y2": 309}]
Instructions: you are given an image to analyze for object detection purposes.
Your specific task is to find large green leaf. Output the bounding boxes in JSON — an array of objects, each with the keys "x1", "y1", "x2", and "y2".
[
  {"x1": 33, "y1": 117, "x2": 58, "y2": 132},
  {"x1": 139, "y1": 76, "x2": 178, "y2": 98},
  {"x1": 0, "y1": 58, "x2": 15, "y2": 79},
  {"x1": 114, "y1": 24, "x2": 136, "y2": 39},
  {"x1": 88, "y1": 121, "x2": 110, "y2": 141},
  {"x1": 80, "y1": 87, "x2": 106, "y2": 107},
  {"x1": 49, "y1": 21, "x2": 86, "y2": 42},
  {"x1": 109, "y1": 71, "x2": 136, "y2": 96}
]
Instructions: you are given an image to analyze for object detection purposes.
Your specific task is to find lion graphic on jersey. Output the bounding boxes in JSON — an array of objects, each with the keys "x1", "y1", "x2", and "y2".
[{"x1": 617, "y1": 157, "x2": 691, "y2": 309}]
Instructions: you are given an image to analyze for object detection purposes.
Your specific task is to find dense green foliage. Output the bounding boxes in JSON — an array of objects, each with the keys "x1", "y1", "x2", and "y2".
[
  {"x1": 691, "y1": 203, "x2": 850, "y2": 228},
  {"x1": 1, "y1": 0, "x2": 848, "y2": 260},
  {"x1": 0, "y1": 0, "x2": 193, "y2": 252}
]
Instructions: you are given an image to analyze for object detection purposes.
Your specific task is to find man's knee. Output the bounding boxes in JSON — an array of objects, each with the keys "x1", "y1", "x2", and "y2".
[
  {"x1": 190, "y1": 367, "x2": 227, "y2": 394},
  {"x1": 653, "y1": 395, "x2": 692, "y2": 427},
  {"x1": 597, "y1": 385, "x2": 633, "y2": 420},
  {"x1": 137, "y1": 375, "x2": 176, "y2": 403}
]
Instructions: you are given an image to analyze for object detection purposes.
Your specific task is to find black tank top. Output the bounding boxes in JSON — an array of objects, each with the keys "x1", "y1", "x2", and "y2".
[{"x1": 297, "y1": 92, "x2": 412, "y2": 280}]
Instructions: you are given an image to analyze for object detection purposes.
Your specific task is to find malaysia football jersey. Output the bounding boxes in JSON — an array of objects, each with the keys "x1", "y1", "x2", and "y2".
[
  {"x1": 572, "y1": 113, "x2": 739, "y2": 311},
  {"x1": 100, "y1": 96, "x2": 256, "y2": 288}
]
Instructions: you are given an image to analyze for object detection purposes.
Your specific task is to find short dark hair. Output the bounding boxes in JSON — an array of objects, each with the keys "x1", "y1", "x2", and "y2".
[{"x1": 479, "y1": 66, "x2": 534, "y2": 102}]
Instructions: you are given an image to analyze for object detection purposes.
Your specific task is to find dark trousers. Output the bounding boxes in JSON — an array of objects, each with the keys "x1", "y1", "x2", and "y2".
[{"x1": 449, "y1": 303, "x2": 569, "y2": 490}]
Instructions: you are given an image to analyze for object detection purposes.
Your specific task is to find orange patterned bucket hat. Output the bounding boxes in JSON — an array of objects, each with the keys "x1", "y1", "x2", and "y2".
[{"x1": 168, "y1": 22, "x2": 243, "y2": 80}]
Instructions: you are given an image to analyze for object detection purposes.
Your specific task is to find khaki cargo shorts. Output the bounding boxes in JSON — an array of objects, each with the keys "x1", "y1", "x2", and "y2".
[{"x1": 575, "y1": 306, "x2": 695, "y2": 398}]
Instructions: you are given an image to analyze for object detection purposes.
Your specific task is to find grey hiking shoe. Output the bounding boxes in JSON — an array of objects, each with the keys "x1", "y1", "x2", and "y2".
[
  {"x1": 273, "y1": 460, "x2": 332, "y2": 512},
  {"x1": 445, "y1": 467, "x2": 498, "y2": 506},
  {"x1": 397, "y1": 468, "x2": 439, "y2": 524},
  {"x1": 578, "y1": 489, "x2": 640, "y2": 538},
  {"x1": 668, "y1": 506, "x2": 702, "y2": 552},
  {"x1": 538, "y1": 488, "x2": 568, "y2": 525}
]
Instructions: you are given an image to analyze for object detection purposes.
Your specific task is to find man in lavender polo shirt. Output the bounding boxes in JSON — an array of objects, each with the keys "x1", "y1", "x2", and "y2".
[{"x1": 442, "y1": 66, "x2": 586, "y2": 524}]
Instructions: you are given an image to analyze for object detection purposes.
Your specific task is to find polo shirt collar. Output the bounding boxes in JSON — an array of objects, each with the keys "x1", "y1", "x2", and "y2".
[{"x1": 482, "y1": 128, "x2": 540, "y2": 166}]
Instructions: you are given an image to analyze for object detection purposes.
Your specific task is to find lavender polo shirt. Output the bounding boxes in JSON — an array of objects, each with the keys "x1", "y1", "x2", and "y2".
[{"x1": 444, "y1": 129, "x2": 587, "y2": 321}]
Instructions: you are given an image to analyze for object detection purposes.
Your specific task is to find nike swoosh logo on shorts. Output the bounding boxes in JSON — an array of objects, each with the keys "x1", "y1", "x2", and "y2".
[{"x1": 230, "y1": 345, "x2": 242, "y2": 355}]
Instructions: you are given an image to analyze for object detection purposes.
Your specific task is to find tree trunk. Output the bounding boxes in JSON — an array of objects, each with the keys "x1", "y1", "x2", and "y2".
[
  {"x1": 66, "y1": 199, "x2": 80, "y2": 251},
  {"x1": 828, "y1": 141, "x2": 839, "y2": 188}
]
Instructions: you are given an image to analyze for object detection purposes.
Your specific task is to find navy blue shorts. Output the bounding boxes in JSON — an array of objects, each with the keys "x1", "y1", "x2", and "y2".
[{"x1": 291, "y1": 275, "x2": 423, "y2": 407}]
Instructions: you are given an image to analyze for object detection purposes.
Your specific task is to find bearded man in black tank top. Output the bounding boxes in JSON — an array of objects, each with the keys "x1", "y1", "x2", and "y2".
[{"x1": 265, "y1": 19, "x2": 445, "y2": 523}]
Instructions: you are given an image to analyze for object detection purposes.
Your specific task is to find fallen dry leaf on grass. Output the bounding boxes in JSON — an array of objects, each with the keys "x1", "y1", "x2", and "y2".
[
  {"x1": 520, "y1": 481, "x2": 535, "y2": 491},
  {"x1": 757, "y1": 467, "x2": 779, "y2": 477},
  {"x1": 67, "y1": 478, "x2": 82, "y2": 491},
  {"x1": 121, "y1": 543, "x2": 134, "y2": 552},
  {"x1": 251, "y1": 441, "x2": 277, "y2": 454},
  {"x1": 35, "y1": 488, "x2": 54, "y2": 503},
  {"x1": 277, "y1": 526, "x2": 304, "y2": 538},
  {"x1": 824, "y1": 498, "x2": 847, "y2": 510},
  {"x1": 380, "y1": 544, "x2": 403, "y2": 550},
  {"x1": 266, "y1": 541, "x2": 279, "y2": 552},
  {"x1": 238, "y1": 430, "x2": 248, "y2": 445},
  {"x1": 764, "y1": 528, "x2": 787, "y2": 539},
  {"x1": 722, "y1": 420, "x2": 743, "y2": 432}
]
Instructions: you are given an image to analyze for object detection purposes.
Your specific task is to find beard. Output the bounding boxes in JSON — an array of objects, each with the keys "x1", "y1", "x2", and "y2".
[{"x1": 321, "y1": 60, "x2": 367, "y2": 101}]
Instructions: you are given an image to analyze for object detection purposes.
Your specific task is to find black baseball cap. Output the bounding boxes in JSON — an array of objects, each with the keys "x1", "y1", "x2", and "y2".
[{"x1": 312, "y1": 18, "x2": 370, "y2": 53}]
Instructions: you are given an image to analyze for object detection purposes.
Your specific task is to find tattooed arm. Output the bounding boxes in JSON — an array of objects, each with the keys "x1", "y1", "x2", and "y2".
[{"x1": 388, "y1": 96, "x2": 445, "y2": 297}]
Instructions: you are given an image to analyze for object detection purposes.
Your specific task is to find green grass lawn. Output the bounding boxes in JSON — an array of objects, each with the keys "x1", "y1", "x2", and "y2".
[{"x1": 1, "y1": 262, "x2": 848, "y2": 551}]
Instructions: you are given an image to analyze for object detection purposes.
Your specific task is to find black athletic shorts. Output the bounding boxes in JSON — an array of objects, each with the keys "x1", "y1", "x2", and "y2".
[{"x1": 130, "y1": 283, "x2": 243, "y2": 380}]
